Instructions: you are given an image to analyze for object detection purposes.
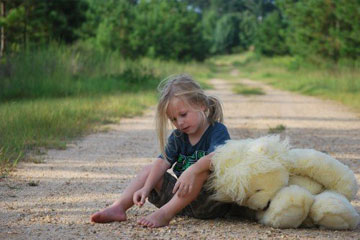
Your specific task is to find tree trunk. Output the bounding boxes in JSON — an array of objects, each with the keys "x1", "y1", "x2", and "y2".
[{"x1": 0, "y1": 1, "x2": 5, "y2": 58}]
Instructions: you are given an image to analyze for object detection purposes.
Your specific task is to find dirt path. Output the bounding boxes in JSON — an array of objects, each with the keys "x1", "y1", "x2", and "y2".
[{"x1": 1, "y1": 77, "x2": 360, "y2": 239}]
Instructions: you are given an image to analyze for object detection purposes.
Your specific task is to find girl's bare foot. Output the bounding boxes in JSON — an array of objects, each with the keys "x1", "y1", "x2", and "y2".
[
  {"x1": 91, "y1": 204, "x2": 127, "y2": 223},
  {"x1": 137, "y1": 209, "x2": 172, "y2": 228}
]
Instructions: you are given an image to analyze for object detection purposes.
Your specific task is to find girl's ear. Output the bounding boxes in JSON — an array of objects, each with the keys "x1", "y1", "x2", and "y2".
[{"x1": 200, "y1": 103, "x2": 207, "y2": 112}]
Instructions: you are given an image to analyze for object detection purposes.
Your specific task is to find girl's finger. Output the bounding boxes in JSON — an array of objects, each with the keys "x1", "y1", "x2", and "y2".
[
  {"x1": 140, "y1": 194, "x2": 146, "y2": 206},
  {"x1": 133, "y1": 194, "x2": 138, "y2": 205},
  {"x1": 183, "y1": 185, "x2": 189, "y2": 197},
  {"x1": 179, "y1": 184, "x2": 188, "y2": 197},
  {"x1": 188, "y1": 185, "x2": 193, "y2": 194},
  {"x1": 173, "y1": 182, "x2": 180, "y2": 194}
]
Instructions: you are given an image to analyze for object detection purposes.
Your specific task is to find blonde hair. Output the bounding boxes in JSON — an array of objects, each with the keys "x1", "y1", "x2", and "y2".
[{"x1": 156, "y1": 74, "x2": 224, "y2": 159}]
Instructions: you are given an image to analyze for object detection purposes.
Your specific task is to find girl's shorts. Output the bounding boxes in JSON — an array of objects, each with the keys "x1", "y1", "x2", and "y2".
[{"x1": 148, "y1": 172, "x2": 254, "y2": 219}]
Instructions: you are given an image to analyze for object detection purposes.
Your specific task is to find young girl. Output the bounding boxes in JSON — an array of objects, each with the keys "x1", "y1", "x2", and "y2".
[{"x1": 91, "y1": 74, "x2": 234, "y2": 228}]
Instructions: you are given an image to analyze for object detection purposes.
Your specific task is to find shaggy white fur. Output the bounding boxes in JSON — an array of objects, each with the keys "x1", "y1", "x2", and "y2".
[
  {"x1": 258, "y1": 185, "x2": 314, "y2": 228},
  {"x1": 310, "y1": 191, "x2": 360, "y2": 230},
  {"x1": 207, "y1": 136, "x2": 289, "y2": 208},
  {"x1": 288, "y1": 149, "x2": 358, "y2": 200},
  {"x1": 208, "y1": 135, "x2": 359, "y2": 230}
]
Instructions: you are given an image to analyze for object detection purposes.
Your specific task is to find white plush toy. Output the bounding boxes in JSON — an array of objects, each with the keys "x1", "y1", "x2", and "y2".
[{"x1": 207, "y1": 135, "x2": 360, "y2": 230}]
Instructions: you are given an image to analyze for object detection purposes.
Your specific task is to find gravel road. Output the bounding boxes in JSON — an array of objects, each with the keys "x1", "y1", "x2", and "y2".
[{"x1": 1, "y1": 77, "x2": 359, "y2": 239}]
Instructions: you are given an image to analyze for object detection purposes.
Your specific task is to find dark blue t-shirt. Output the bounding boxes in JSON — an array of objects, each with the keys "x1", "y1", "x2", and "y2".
[{"x1": 159, "y1": 122, "x2": 230, "y2": 178}]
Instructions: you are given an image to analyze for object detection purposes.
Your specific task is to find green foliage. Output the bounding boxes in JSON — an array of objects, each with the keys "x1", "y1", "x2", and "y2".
[
  {"x1": 83, "y1": 0, "x2": 134, "y2": 55},
  {"x1": 233, "y1": 83, "x2": 265, "y2": 95},
  {"x1": 82, "y1": 0, "x2": 207, "y2": 61},
  {"x1": 231, "y1": 52, "x2": 360, "y2": 111},
  {"x1": 238, "y1": 11, "x2": 258, "y2": 50},
  {"x1": 1, "y1": 0, "x2": 88, "y2": 53},
  {"x1": 212, "y1": 13, "x2": 241, "y2": 53},
  {"x1": 0, "y1": 45, "x2": 160, "y2": 101},
  {"x1": 131, "y1": 0, "x2": 207, "y2": 60},
  {"x1": 202, "y1": 0, "x2": 278, "y2": 54},
  {"x1": 268, "y1": 124, "x2": 286, "y2": 134},
  {"x1": 255, "y1": 11, "x2": 289, "y2": 56},
  {"x1": 278, "y1": 0, "x2": 360, "y2": 61}
]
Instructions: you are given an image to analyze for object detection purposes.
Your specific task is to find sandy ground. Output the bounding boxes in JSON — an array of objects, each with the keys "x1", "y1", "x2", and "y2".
[{"x1": 1, "y1": 76, "x2": 360, "y2": 240}]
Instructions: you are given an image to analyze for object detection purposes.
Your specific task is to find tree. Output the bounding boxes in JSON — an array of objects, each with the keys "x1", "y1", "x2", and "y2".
[
  {"x1": 238, "y1": 10, "x2": 258, "y2": 50},
  {"x1": 129, "y1": 0, "x2": 207, "y2": 60},
  {"x1": 277, "y1": 0, "x2": 360, "y2": 61},
  {"x1": 0, "y1": 0, "x2": 88, "y2": 55},
  {"x1": 212, "y1": 13, "x2": 241, "y2": 53},
  {"x1": 255, "y1": 10, "x2": 289, "y2": 56},
  {"x1": 0, "y1": 1, "x2": 5, "y2": 57}
]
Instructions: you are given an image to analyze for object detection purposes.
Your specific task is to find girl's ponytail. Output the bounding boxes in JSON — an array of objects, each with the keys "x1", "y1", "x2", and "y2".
[{"x1": 207, "y1": 95, "x2": 224, "y2": 124}]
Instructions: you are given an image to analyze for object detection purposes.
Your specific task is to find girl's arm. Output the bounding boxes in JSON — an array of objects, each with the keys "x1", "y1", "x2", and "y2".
[
  {"x1": 190, "y1": 152, "x2": 215, "y2": 174},
  {"x1": 172, "y1": 152, "x2": 214, "y2": 197},
  {"x1": 144, "y1": 158, "x2": 170, "y2": 191},
  {"x1": 133, "y1": 158, "x2": 170, "y2": 206}
]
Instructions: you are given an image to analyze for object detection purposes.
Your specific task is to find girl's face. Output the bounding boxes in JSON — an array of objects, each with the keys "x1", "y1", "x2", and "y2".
[{"x1": 166, "y1": 97, "x2": 207, "y2": 138}]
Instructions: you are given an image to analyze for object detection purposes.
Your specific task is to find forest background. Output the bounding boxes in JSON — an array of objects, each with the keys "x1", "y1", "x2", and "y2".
[{"x1": 0, "y1": 0, "x2": 360, "y2": 172}]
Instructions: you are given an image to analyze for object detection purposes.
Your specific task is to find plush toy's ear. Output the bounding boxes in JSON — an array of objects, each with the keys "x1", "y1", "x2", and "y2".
[
  {"x1": 247, "y1": 135, "x2": 291, "y2": 168},
  {"x1": 288, "y1": 175, "x2": 324, "y2": 195},
  {"x1": 309, "y1": 191, "x2": 360, "y2": 230},
  {"x1": 257, "y1": 185, "x2": 314, "y2": 228},
  {"x1": 288, "y1": 149, "x2": 358, "y2": 200}
]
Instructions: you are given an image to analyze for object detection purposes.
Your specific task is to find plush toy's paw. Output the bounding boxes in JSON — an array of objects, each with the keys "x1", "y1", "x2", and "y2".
[
  {"x1": 310, "y1": 191, "x2": 360, "y2": 230},
  {"x1": 289, "y1": 175, "x2": 324, "y2": 195},
  {"x1": 289, "y1": 149, "x2": 358, "y2": 200},
  {"x1": 258, "y1": 185, "x2": 314, "y2": 228}
]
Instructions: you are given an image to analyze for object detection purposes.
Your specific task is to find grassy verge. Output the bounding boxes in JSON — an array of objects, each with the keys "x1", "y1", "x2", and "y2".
[
  {"x1": 0, "y1": 93, "x2": 156, "y2": 175},
  {"x1": 0, "y1": 46, "x2": 214, "y2": 173},
  {"x1": 211, "y1": 52, "x2": 360, "y2": 112},
  {"x1": 233, "y1": 83, "x2": 265, "y2": 96}
]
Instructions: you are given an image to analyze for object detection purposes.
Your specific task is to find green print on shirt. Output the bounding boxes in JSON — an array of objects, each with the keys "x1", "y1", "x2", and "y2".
[{"x1": 173, "y1": 150, "x2": 206, "y2": 174}]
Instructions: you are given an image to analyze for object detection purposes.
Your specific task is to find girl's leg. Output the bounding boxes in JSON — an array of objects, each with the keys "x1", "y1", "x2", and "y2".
[
  {"x1": 91, "y1": 164, "x2": 162, "y2": 223},
  {"x1": 138, "y1": 171, "x2": 209, "y2": 228}
]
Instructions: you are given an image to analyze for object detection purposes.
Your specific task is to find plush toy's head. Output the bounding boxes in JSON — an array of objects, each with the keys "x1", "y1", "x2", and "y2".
[
  {"x1": 245, "y1": 169, "x2": 289, "y2": 210},
  {"x1": 207, "y1": 136, "x2": 290, "y2": 210}
]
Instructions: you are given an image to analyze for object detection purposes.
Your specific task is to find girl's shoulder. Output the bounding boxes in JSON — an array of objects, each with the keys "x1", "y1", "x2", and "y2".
[{"x1": 211, "y1": 121, "x2": 229, "y2": 132}]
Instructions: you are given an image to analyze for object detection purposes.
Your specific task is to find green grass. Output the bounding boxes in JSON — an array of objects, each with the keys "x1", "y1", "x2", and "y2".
[
  {"x1": 0, "y1": 45, "x2": 214, "y2": 101},
  {"x1": 0, "y1": 45, "x2": 214, "y2": 172},
  {"x1": 233, "y1": 83, "x2": 265, "y2": 96},
  {"x1": 268, "y1": 124, "x2": 286, "y2": 134},
  {"x1": 0, "y1": 93, "x2": 156, "y2": 172},
  {"x1": 212, "y1": 52, "x2": 360, "y2": 112}
]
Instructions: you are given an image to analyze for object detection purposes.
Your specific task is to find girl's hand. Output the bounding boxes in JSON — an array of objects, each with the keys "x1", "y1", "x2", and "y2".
[
  {"x1": 133, "y1": 187, "x2": 150, "y2": 207},
  {"x1": 172, "y1": 167, "x2": 197, "y2": 198}
]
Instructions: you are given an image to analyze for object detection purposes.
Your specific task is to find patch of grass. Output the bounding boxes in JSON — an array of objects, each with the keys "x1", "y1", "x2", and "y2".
[
  {"x1": 27, "y1": 180, "x2": 39, "y2": 187},
  {"x1": 228, "y1": 52, "x2": 360, "y2": 112},
  {"x1": 0, "y1": 93, "x2": 156, "y2": 169},
  {"x1": 233, "y1": 84, "x2": 265, "y2": 96},
  {"x1": 268, "y1": 124, "x2": 286, "y2": 134},
  {"x1": 261, "y1": 72, "x2": 274, "y2": 78}
]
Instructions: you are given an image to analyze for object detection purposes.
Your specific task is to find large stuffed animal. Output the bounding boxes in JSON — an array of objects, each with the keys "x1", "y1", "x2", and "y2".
[{"x1": 207, "y1": 135, "x2": 360, "y2": 230}]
